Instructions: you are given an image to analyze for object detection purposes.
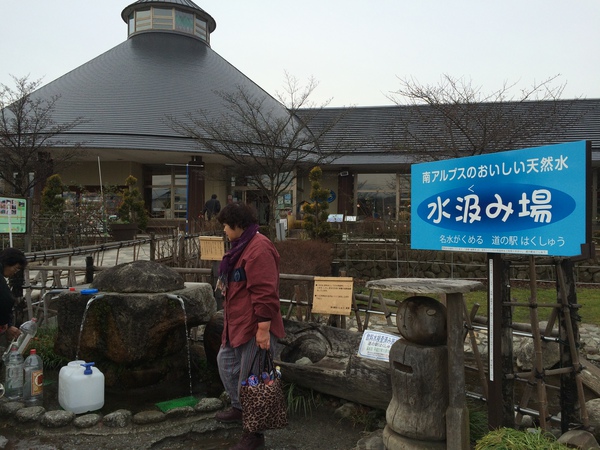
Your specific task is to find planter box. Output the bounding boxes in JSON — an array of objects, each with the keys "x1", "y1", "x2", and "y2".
[{"x1": 110, "y1": 223, "x2": 138, "y2": 241}]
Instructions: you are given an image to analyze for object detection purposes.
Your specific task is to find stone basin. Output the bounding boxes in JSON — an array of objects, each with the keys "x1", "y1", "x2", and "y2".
[{"x1": 52, "y1": 261, "x2": 217, "y2": 388}]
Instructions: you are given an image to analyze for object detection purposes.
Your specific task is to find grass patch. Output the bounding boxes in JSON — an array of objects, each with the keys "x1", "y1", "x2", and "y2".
[
  {"x1": 475, "y1": 427, "x2": 570, "y2": 449},
  {"x1": 31, "y1": 325, "x2": 70, "y2": 370},
  {"x1": 463, "y1": 284, "x2": 600, "y2": 324},
  {"x1": 284, "y1": 382, "x2": 319, "y2": 417},
  {"x1": 469, "y1": 401, "x2": 489, "y2": 445}
]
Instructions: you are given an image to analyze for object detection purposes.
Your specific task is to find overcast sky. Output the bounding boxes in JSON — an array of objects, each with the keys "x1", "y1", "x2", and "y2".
[{"x1": 2, "y1": 0, "x2": 599, "y2": 107}]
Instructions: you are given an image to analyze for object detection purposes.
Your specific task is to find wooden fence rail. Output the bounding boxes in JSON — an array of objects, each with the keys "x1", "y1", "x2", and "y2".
[{"x1": 11, "y1": 235, "x2": 411, "y2": 337}]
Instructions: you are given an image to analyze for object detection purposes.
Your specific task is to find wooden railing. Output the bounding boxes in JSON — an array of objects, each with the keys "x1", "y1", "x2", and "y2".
[
  {"x1": 19, "y1": 234, "x2": 203, "y2": 323},
  {"x1": 16, "y1": 236, "x2": 397, "y2": 333}
]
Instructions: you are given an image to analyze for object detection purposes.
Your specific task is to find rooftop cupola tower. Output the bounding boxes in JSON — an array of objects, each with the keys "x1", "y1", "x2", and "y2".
[
  {"x1": 121, "y1": 0, "x2": 216, "y2": 45},
  {"x1": 27, "y1": 0, "x2": 294, "y2": 165}
]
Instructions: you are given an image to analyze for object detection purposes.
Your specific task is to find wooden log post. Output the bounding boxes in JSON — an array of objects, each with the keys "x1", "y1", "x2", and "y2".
[
  {"x1": 150, "y1": 232, "x2": 156, "y2": 261},
  {"x1": 557, "y1": 259, "x2": 588, "y2": 432},
  {"x1": 85, "y1": 256, "x2": 94, "y2": 284},
  {"x1": 446, "y1": 292, "x2": 470, "y2": 450},
  {"x1": 364, "y1": 278, "x2": 483, "y2": 450}
]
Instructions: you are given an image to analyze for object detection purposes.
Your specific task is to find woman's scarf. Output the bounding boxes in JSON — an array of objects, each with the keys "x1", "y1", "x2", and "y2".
[{"x1": 216, "y1": 223, "x2": 260, "y2": 293}]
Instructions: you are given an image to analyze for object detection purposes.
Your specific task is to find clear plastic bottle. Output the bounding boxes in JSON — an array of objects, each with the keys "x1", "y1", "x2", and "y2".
[
  {"x1": 2, "y1": 318, "x2": 39, "y2": 362},
  {"x1": 4, "y1": 343, "x2": 24, "y2": 400},
  {"x1": 23, "y1": 348, "x2": 43, "y2": 406},
  {"x1": 16, "y1": 318, "x2": 39, "y2": 355}
]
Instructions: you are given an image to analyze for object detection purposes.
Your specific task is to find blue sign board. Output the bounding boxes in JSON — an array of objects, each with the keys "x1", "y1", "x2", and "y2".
[{"x1": 411, "y1": 141, "x2": 590, "y2": 256}]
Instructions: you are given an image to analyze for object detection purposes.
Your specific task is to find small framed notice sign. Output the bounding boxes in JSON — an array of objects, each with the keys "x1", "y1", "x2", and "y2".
[
  {"x1": 312, "y1": 276, "x2": 353, "y2": 315},
  {"x1": 199, "y1": 236, "x2": 225, "y2": 261},
  {"x1": 357, "y1": 330, "x2": 401, "y2": 362}
]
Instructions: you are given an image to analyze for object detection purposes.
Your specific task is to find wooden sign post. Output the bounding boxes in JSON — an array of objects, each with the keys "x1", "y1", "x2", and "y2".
[{"x1": 312, "y1": 276, "x2": 353, "y2": 315}]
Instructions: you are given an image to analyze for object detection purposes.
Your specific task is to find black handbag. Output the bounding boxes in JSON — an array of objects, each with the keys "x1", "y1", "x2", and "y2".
[{"x1": 239, "y1": 349, "x2": 288, "y2": 433}]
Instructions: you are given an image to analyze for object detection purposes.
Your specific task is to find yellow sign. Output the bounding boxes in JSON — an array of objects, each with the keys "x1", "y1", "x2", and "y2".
[
  {"x1": 312, "y1": 276, "x2": 353, "y2": 315},
  {"x1": 199, "y1": 236, "x2": 225, "y2": 261}
]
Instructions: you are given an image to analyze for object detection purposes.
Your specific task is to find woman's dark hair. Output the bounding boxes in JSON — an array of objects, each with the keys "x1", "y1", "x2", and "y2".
[
  {"x1": 0, "y1": 247, "x2": 28, "y2": 268},
  {"x1": 217, "y1": 202, "x2": 258, "y2": 229}
]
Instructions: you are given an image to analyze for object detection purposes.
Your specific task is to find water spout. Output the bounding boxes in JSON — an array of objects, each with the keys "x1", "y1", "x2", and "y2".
[
  {"x1": 76, "y1": 294, "x2": 105, "y2": 360},
  {"x1": 166, "y1": 294, "x2": 193, "y2": 396}
]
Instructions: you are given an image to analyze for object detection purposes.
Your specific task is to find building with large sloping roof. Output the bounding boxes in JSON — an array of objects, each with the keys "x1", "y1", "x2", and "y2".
[
  {"x1": 4, "y1": 0, "x2": 600, "y2": 232},
  {"x1": 26, "y1": 0, "x2": 297, "y2": 226}
]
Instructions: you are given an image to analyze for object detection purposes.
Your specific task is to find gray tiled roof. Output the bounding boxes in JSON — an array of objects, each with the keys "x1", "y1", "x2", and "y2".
[
  {"x1": 15, "y1": 3, "x2": 600, "y2": 170},
  {"x1": 299, "y1": 100, "x2": 600, "y2": 168},
  {"x1": 31, "y1": 31, "x2": 287, "y2": 155}
]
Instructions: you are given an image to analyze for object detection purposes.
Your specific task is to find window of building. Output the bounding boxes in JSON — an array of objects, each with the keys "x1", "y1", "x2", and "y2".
[
  {"x1": 355, "y1": 173, "x2": 398, "y2": 220},
  {"x1": 129, "y1": 6, "x2": 208, "y2": 43},
  {"x1": 152, "y1": 7, "x2": 173, "y2": 30},
  {"x1": 149, "y1": 168, "x2": 187, "y2": 219},
  {"x1": 135, "y1": 9, "x2": 151, "y2": 32},
  {"x1": 175, "y1": 10, "x2": 194, "y2": 34},
  {"x1": 195, "y1": 17, "x2": 207, "y2": 41},
  {"x1": 397, "y1": 174, "x2": 411, "y2": 218},
  {"x1": 128, "y1": 13, "x2": 135, "y2": 35}
]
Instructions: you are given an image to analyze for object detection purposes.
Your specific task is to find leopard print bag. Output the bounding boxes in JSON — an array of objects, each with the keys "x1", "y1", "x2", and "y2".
[{"x1": 240, "y1": 350, "x2": 288, "y2": 433}]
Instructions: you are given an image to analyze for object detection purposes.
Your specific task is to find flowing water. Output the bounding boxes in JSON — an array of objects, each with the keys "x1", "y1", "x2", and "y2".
[
  {"x1": 75, "y1": 294, "x2": 104, "y2": 360},
  {"x1": 74, "y1": 292, "x2": 195, "y2": 397},
  {"x1": 167, "y1": 293, "x2": 193, "y2": 396}
]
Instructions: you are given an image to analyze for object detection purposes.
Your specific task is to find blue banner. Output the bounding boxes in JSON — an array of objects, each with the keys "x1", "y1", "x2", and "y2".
[{"x1": 411, "y1": 141, "x2": 589, "y2": 256}]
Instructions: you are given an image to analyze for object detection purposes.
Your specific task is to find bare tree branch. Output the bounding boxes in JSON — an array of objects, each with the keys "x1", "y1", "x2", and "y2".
[
  {"x1": 0, "y1": 75, "x2": 88, "y2": 197},
  {"x1": 385, "y1": 74, "x2": 590, "y2": 161},
  {"x1": 167, "y1": 73, "x2": 350, "y2": 235}
]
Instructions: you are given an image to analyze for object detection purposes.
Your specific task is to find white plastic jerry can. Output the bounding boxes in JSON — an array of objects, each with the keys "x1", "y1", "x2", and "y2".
[{"x1": 58, "y1": 360, "x2": 105, "y2": 414}]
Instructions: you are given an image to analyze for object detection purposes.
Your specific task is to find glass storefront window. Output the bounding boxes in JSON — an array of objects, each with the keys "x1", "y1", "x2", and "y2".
[
  {"x1": 356, "y1": 173, "x2": 397, "y2": 220},
  {"x1": 173, "y1": 188, "x2": 187, "y2": 219},
  {"x1": 397, "y1": 174, "x2": 411, "y2": 217},
  {"x1": 148, "y1": 169, "x2": 187, "y2": 219},
  {"x1": 152, "y1": 187, "x2": 171, "y2": 218}
]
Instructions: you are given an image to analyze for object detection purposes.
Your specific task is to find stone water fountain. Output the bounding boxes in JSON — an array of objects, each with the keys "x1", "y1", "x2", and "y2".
[{"x1": 52, "y1": 260, "x2": 217, "y2": 389}]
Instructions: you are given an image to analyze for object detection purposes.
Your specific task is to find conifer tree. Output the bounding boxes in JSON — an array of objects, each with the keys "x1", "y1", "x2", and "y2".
[
  {"x1": 116, "y1": 175, "x2": 149, "y2": 230},
  {"x1": 303, "y1": 166, "x2": 334, "y2": 240}
]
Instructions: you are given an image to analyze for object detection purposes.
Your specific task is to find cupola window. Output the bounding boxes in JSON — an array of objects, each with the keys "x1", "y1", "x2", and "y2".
[
  {"x1": 175, "y1": 10, "x2": 194, "y2": 34},
  {"x1": 194, "y1": 17, "x2": 207, "y2": 39},
  {"x1": 126, "y1": 5, "x2": 209, "y2": 43},
  {"x1": 152, "y1": 8, "x2": 173, "y2": 30},
  {"x1": 134, "y1": 9, "x2": 151, "y2": 32}
]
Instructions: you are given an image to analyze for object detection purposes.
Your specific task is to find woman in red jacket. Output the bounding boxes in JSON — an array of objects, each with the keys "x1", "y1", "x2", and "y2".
[{"x1": 214, "y1": 202, "x2": 285, "y2": 450}]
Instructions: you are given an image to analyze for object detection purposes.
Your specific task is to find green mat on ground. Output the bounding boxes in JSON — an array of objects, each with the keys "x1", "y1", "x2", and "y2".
[{"x1": 155, "y1": 396, "x2": 198, "y2": 412}]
